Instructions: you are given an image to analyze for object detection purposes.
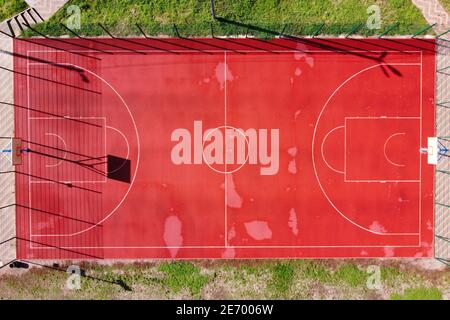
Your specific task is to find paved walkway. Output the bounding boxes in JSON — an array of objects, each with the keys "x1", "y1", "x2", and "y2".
[
  {"x1": 24, "y1": 0, "x2": 69, "y2": 20},
  {"x1": 412, "y1": 0, "x2": 450, "y2": 37},
  {"x1": 414, "y1": 1, "x2": 450, "y2": 264},
  {"x1": 0, "y1": 0, "x2": 68, "y2": 265},
  {"x1": 0, "y1": 34, "x2": 16, "y2": 264}
]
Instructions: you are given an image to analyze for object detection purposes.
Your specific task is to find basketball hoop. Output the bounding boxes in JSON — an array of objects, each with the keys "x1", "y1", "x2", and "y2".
[
  {"x1": 11, "y1": 138, "x2": 23, "y2": 166},
  {"x1": 425, "y1": 137, "x2": 450, "y2": 165},
  {"x1": 426, "y1": 137, "x2": 439, "y2": 165},
  {"x1": 1, "y1": 137, "x2": 24, "y2": 166}
]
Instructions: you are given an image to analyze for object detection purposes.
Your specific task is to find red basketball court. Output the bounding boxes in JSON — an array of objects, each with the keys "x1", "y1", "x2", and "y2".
[{"x1": 12, "y1": 37, "x2": 435, "y2": 259}]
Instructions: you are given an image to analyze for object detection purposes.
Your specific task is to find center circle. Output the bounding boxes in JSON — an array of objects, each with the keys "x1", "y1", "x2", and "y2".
[{"x1": 202, "y1": 125, "x2": 250, "y2": 174}]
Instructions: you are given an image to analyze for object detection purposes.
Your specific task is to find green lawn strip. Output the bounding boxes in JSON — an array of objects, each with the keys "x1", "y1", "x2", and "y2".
[
  {"x1": 157, "y1": 262, "x2": 210, "y2": 298},
  {"x1": 21, "y1": 0, "x2": 430, "y2": 38},
  {"x1": 269, "y1": 262, "x2": 295, "y2": 298},
  {"x1": 0, "y1": 260, "x2": 447, "y2": 299},
  {"x1": 333, "y1": 264, "x2": 368, "y2": 288},
  {"x1": 390, "y1": 286, "x2": 443, "y2": 300},
  {"x1": 297, "y1": 260, "x2": 334, "y2": 283},
  {"x1": 0, "y1": 0, "x2": 28, "y2": 22},
  {"x1": 0, "y1": 269, "x2": 68, "y2": 299},
  {"x1": 439, "y1": 0, "x2": 450, "y2": 13}
]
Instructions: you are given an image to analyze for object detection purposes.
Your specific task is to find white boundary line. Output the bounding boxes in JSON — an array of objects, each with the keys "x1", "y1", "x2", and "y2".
[
  {"x1": 27, "y1": 55, "x2": 31, "y2": 249},
  {"x1": 29, "y1": 244, "x2": 423, "y2": 249},
  {"x1": 321, "y1": 125, "x2": 345, "y2": 174},
  {"x1": 23, "y1": 49, "x2": 425, "y2": 250},
  {"x1": 29, "y1": 117, "x2": 107, "y2": 183},
  {"x1": 106, "y1": 125, "x2": 130, "y2": 161},
  {"x1": 26, "y1": 50, "x2": 423, "y2": 54},
  {"x1": 224, "y1": 51, "x2": 228, "y2": 247},
  {"x1": 43, "y1": 133, "x2": 67, "y2": 168},
  {"x1": 383, "y1": 132, "x2": 407, "y2": 167},
  {"x1": 28, "y1": 117, "x2": 106, "y2": 239},
  {"x1": 26, "y1": 58, "x2": 141, "y2": 240},
  {"x1": 344, "y1": 117, "x2": 421, "y2": 182},
  {"x1": 312, "y1": 62, "x2": 423, "y2": 238},
  {"x1": 419, "y1": 51, "x2": 423, "y2": 246}
]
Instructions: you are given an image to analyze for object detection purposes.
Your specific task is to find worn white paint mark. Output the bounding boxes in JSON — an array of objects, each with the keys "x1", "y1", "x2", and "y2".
[
  {"x1": 163, "y1": 215, "x2": 183, "y2": 258},
  {"x1": 369, "y1": 221, "x2": 387, "y2": 233},
  {"x1": 288, "y1": 159, "x2": 297, "y2": 174},
  {"x1": 384, "y1": 247, "x2": 395, "y2": 257},
  {"x1": 244, "y1": 220, "x2": 272, "y2": 240},
  {"x1": 288, "y1": 208, "x2": 299, "y2": 236},
  {"x1": 288, "y1": 147, "x2": 298, "y2": 157},
  {"x1": 221, "y1": 174, "x2": 243, "y2": 208},
  {"x1": 215, "y1": 62, "x2": 234, "y2": 90}
]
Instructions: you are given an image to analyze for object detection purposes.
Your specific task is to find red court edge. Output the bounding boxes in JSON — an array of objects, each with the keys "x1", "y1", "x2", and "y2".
[{"x1": 12, "y1": 37, "x2": 435, "y2": 259}]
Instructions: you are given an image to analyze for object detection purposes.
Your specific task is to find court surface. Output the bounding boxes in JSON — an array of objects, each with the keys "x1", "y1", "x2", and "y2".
[{"x1": 12, "y1": 37, "x2": 435, "y2": 259}]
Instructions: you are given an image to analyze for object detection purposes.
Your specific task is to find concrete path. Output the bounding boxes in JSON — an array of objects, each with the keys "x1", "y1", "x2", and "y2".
[
  {"x1": 412, "y1": 0, "x2": 450, "y2": 37},
  {"x1": 24, "y1": 0, "x2": 69, "y2": 20},
  {"x1": 0, "y1": 0, "x2": 69, "y2": 264},
  {"x1": 413, "y1": 1, "x2": 450, "y2": 264}
]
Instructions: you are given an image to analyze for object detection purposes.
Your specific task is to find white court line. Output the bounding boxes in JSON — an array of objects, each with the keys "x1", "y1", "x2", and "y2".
[
  {"x1": 383, "y1": 133, "x2": 406, "y2": 167},
  {"x1": 321, "y1": 125, "x2": 345, "y2": 174},
  {"x1": 43, "y1": 133, "x2": 67, "y2": 168},
  {"x1": 25, "y1": 50, "x2": 424, "y2": 250},
  {"x1": 29, "y1": 117, "x2": 107, "y2": 183},
  {"x1": 29, "y1": 116, "x2": 106, "y2": 238},
  {"x1": 29, "y1": 243, "x2": 422, "y2": 249},
  {"x1": 27, "y1": 50, "x2": 423, "y2": 54},
  {"x1": 30, "y1": 180, "x2": 105, "y2": 184},
  {"x1": 345, "y1": 116, "x2": 421, "y2": 119},
  {"x1": 344, "y1": 117, "x2": 421, "y2": 182},
  {"x1": 312, "y1": 62, "x2": 422, "y2": 237},
  {"x1": 224, "y1": 51, "x2": 228, "y2": 247},
  {"x1": 419, "y1": 51, "x2": 423, "y2": 246},
  {"x1": 26, "y1": 59, "x2": 141, "y2": 239},
  {"x1": 29, "y1": 116, "x2": 105, "y2": 119},
  {"x1": 106, "y1": 125, "x2": 130, "y2": 175},
  {"x1": 27, "y1": 57, "x2": 31, "y2": 247},
  {"x1": 343, "y1": 180, "x2": 421, "y2": 183}
]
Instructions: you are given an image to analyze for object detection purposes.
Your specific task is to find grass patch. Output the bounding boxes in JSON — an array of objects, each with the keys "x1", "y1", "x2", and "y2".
[
  {"x1": 298, "y1": 261, "x2": 333, "y2": 283},
  {"x1": 269, "y1": 263, "x2": 294, "y2": 296},
  {"x1": 232, "y1": 263, "x2": 268, "y2": 283},
  {"x1": 439, "y1": 0, "x2": 450, "y2": 13},
  {"x1": 381, "y1": 266, "x2": 406, "y2": 283},
  {"x1": 158, "y1": 262, "x2": 210, "y2": 298},
  {"x1": 390, "y1": 287, "x2": 443, "y2": 300},
  {"x1": 0, "y1": 0, "x2": 27, "y2": 21},
  {"x1": 0, "y1": 260, "x2": 448, "y2": 299},
  {"x1": 22, "y1": 0, "x2": 430, "y2": 37},
  {"x1": 333, "y1": 264, "x2": 367, "y2": 288}
]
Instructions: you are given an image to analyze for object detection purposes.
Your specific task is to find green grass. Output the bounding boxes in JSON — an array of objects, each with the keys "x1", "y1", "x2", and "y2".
[
  {"x1": 270, "y1": 263, "x2": 295, "y2": 297},
  {"x1": 0, "y1": 260, "x2": 448, "y2": 299},
  {"x1": 333, "y1": 265, "x2": 367, "y2": 288},
  {"x1": 0, "y1": 0, "x2": 27, "y2": 21},
  {"x1": 22, "y1": 0, "x2": 430, "y2": 37},
  {"x1": 439, "y1": 0, "x2": 450, "y2": 13},
  {"x1": 298, "y1": 260, "x2": 333, "y2": 283},
  {"x1": 157, "y1": 262, "x2": 210, "y2": 298},
  {"x1": 390, "y1": 287, "x2": 443, "y2": 300}
]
